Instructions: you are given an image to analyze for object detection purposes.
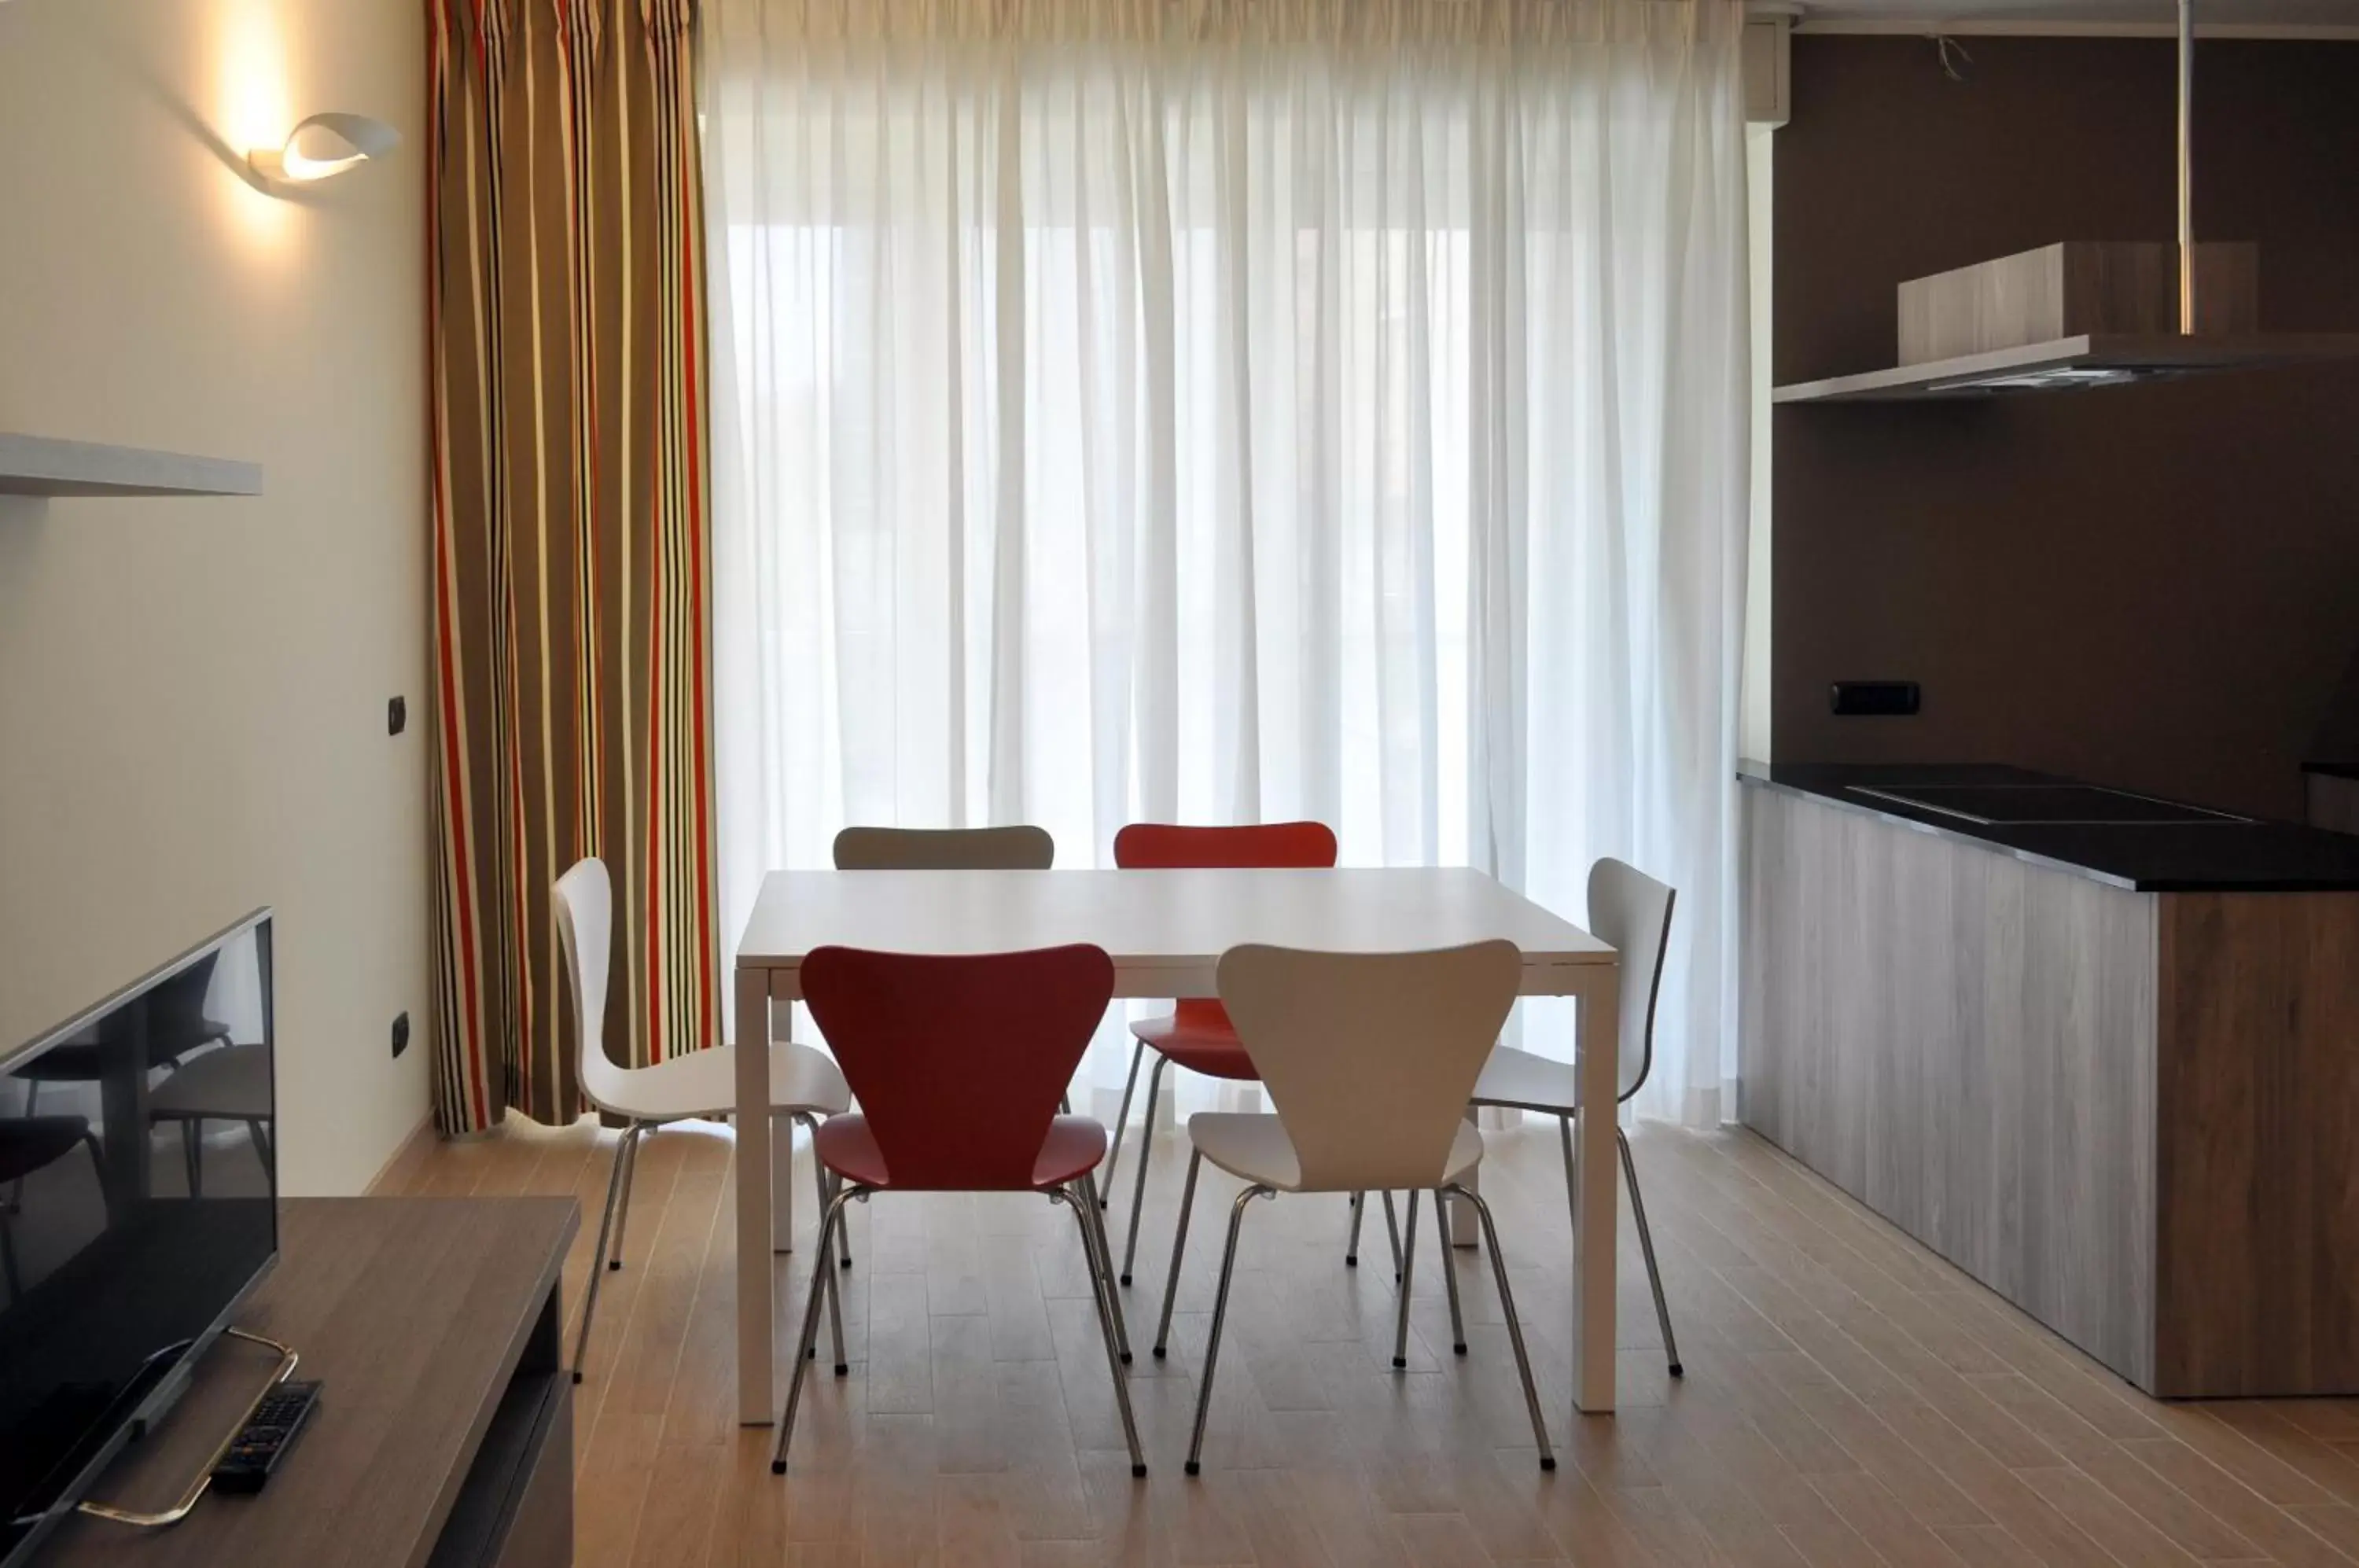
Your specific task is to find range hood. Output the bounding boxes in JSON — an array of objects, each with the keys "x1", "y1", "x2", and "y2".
[{"x1": 1773, "y1": 0, "x2": 2359, "y2": 404}]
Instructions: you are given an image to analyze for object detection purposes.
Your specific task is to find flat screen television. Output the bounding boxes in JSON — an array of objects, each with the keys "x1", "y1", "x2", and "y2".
[{"x1": 0, "y1": 911, "x2": 277, "y2": 1567}]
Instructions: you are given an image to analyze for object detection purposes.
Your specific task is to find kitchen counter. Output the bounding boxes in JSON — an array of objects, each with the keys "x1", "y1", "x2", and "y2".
[
  {"x1": 1739, "y1": 759, "x2": 2359, "y2": 892},
  {"x1": 1740, "y1": 767, "x2": 2359, "y2": 1397}
]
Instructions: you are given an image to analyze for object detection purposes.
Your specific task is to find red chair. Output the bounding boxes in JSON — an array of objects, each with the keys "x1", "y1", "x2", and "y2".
[
  {"x1": 1106, "y1": 822, "x2": 1338, "y2": 1286},
  {"x1": 769, "y1": 944, "x2": 1145, "y2": 1479}
]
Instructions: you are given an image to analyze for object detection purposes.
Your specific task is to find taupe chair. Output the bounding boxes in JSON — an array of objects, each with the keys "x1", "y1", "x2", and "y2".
[
  {"x1": 1151, "y1": 940, "x2": 1554, "y2": 1474},
  {"x1": 1467, "y1": 856, "x2": 1682, "y2": 1376},
  {"x1": 830, "y1": 824, "x2": 1054, "y2": 870}
]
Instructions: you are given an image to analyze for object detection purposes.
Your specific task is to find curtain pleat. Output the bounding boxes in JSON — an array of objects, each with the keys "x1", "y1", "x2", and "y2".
[{"x1": 429, "y1": 0, "x2": 719, "y2": 1135}]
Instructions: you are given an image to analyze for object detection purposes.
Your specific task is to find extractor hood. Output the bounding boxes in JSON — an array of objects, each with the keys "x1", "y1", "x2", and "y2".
[{"x1": 1772, "y1": 0, "x2": 2359, "y2": 403}]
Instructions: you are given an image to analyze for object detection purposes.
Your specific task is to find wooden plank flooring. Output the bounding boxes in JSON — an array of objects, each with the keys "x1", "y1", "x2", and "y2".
[{"x1": 381, "y1": 1119, "x2": 2359, "y2": 1566}]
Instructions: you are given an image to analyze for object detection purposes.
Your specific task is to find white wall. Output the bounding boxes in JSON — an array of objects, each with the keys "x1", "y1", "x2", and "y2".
[{"x1": 0, "y1": 0, "x2": 430, "y2": 1194}]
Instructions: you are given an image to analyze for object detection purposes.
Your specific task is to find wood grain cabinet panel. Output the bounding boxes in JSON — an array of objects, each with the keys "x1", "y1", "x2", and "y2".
[{"x1": 1743, "y1": 785, "x2": 2359, "y2": 1397}]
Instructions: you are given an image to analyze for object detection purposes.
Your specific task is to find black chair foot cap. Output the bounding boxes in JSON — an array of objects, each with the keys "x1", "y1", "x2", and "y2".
[
  {"x1": 1121, "y1": 1351, "x2": 1133, "y2": 1364},
  {"x1": 1391, "y1": 1356, "x2": 1408, "y2": 1369},
  {"x1": 1669, "y1": 1362, "x2": 1684, "y2": 1378},
  {"x1": 1184, "y1": 1461, "x2": 1201, "y2": 1478},
  {"x1": 571, "y1": 1371, "x2": 583, "y2": 1384},
  {"x1": 609, "y1": 1259, "x2": 623, "y2": 1271},
  {"x1": 1118, "y1": 1273, "x2": 1132, "y2": 1286},
  {"x1": 771, "y1": 1460, "x2": 787, "y2": 1476},
  {"x1": 841, "y1": 1256, "x2": 853, "y2": 1268},
  {"x1": 1453, "y1": 1343, "x2": 1467, "y2": 1355},
  {"x1": 1344, "y1": 1254, "x2": 1358, "y2": 1267},
  {"x1": 805, "y1": 1346, "x2": 815, "y2": 1359},
  {"x1": 1540, "y1": 1456, "x2": 1557, "y2": 1471},
  {"x1": 834, "y1": 1364, "x2": 849, "y2": 1377},
  {"x1": 1131, "y1": 1463, "x2": 1147, "y2": 1478},
  {"x1": 1152, "y1": 1345, "x2": 1167, "y2": 1359}
]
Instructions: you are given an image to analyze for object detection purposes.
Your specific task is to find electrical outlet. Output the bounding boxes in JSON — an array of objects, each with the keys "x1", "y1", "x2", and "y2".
[
  {"x1": 388, "y1": 695, "x2": 407, "y2": 735},
  {"x1": 392, "y1": 1011, "x2": 410, "y2": 1059}
]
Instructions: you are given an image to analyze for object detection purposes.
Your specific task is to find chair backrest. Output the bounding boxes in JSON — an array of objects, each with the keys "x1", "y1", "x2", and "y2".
[
  {"x1": 1114, "y1": 822, "x2": 1338, "y2": 1032},
  {"x1": 1587, "y1": 857, "x2": 1676, "y2": 1103},
  {"x1": 833, "y1": 825, "x2": 1054, "y2": 870},
  {"x1": 800, "y1": 944, "x2": 1115, "y2": 1191},
  {"x1": 1216, "y1": 940, "x2": 1522, "y2": 1193},
  {"x1": 553, "y1": 857, "x2": 638, "y2": 1115}
]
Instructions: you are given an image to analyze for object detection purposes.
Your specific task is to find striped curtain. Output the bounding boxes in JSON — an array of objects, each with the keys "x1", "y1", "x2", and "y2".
[{"x1": 427, "y1": 0, "x2": 719, "y2": 1134}]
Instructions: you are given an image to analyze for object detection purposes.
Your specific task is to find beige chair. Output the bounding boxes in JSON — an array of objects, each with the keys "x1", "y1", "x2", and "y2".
[
  {"x1": 554, "y1": 856, "x2": 852, "y2": 1382},
  {"x1": 1151, "y1": 940, "x2": 1554, "y2": 1474},
  {"x1": 1468, "y1": 856, "x2": 1681, "y2": 1376},
  {"x1": 830, "y1": 824, "x2": 1054, "y2": 870}
]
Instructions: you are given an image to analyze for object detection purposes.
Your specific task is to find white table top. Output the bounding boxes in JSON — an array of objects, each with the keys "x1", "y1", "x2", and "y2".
[{"x1": 737, "y1": 867, "x2": 1614, "y2": 996}]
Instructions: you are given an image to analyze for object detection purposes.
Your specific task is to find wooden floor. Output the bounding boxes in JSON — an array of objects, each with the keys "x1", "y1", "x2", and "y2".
[{"x1": 380, "y1": 1117, "x2": 2359, "y2": 1567}]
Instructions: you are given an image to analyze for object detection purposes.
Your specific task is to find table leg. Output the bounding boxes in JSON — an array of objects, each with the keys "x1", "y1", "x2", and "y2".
[
  {"x1": 1573, "y1": 968, "x2": 1620, "y2": 1412},
  {"x1": 1448, "y1": 1109, "x2": 1481, "y2": 1247},
  {"x1": 735, "y1": 965, "x2": 775, "y2": 1426}
]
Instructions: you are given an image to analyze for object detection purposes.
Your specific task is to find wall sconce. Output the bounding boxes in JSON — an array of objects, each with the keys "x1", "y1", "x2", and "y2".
[{"x1": 248, "y1": 113, "x2": 400, "y2": 189}]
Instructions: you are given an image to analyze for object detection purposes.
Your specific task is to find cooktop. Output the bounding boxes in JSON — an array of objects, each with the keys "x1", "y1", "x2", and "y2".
[{"x1": 1843, "y1": 783, "x2": 2250, "y2": 827}]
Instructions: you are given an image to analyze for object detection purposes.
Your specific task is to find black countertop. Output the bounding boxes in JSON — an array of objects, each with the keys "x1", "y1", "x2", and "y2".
[
  {"x1": 2306, "y1": 761, "x2": 2359, "y2": 782},
  {"x1": 1739, "y1": 760, "x2": 2359, "y2": 893}
]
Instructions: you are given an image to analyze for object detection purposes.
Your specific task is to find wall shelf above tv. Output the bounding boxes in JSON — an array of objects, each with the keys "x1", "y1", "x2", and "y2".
[{"x1": 0, "y1": 432, "x2": 263, "y2": 498}]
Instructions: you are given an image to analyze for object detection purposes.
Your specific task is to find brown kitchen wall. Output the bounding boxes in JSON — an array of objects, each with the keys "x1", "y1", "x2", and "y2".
[{"x1": 1772, "y1": 35, "x2": 2359, "y2": 823}]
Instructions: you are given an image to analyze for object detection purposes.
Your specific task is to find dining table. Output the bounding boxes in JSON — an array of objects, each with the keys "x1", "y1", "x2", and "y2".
[{"x1": 729, "y1": 865, "x2": 1623, "y2": 1426}]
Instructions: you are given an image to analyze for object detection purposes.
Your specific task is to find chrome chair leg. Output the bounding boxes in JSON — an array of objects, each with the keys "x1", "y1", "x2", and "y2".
[
  {"x1": 1619, "y1": 1128, "x2": 1683, "y2": 1378},
  {"x1": 771, "y1": 1183, "x2": 863, "y2": 1474},
  {"x1": 608, "y1": 1118, "x2": 646, "y2": 1270},
  {"x1": 1118, "y1": 1053, "x2": 1171, "y2": 1284},
  {"x1": 1055, "y1": 1186, "x2": 1146, "y2": 1477},
  {"x1": 1393, "y1": 1190, "x2": 1420, "y2": 1368},
  {"x1": 1432, "y1": 1188, "x2": 1466, "y2": 1355},
  {"x1": 1185, "y1": 1183, "x2": 1272, "y2": 1476},
  {"x1": 1380, "y1": 1190, "x2": 1404, "y2": 1279},
  {"x1": 1100, "y1": 1040, "x2": 1146, "y2": 1209},
  {"x1": 823, "y1": 1170, "x2": 850, "y2": 1375},
  {"x1": 794, "y1": 1117, "x2": 849, "y2": 1371},
  {"x1": 571, "y1": 1121, "x2": 642, "y2": 1382},
  {"x1": 1075, "y1": 1169, "x2": 1131, "y2": 1361},
  {"x1": 1153, "y1": 1147, "x2": 1204, "y2": 1357},
  {"x1": 1345, "y1": 1191, "x2": 1366, "y2": 1265},
  {"x1": 1559, "y1": 1116, "x2": 1580, "y2": 1245},
  {"x1": 1444, "y1": 1182, "x2": 1555, "y2": 1470}
]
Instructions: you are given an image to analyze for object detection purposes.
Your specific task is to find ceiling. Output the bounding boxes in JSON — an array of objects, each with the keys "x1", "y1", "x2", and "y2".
[{"x1": 1784, "y1": 0, "x2": 2359, "y2": 26}]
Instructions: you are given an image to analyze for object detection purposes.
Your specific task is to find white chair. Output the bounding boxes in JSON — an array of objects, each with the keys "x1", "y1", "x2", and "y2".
[
  {"x1": 1467, "y1": 856, "x2": 1682, "y2": 1376},
  {"x1": 553, "y1": 856, "x2": 852, "y2": 1383},
  {"x1": 1150, "y1": 940, "x2": 1554, "y2": 1474}
]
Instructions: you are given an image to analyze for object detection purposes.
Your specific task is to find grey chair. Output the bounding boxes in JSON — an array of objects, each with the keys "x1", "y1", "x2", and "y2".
[
  {"x1": 830, "y1": 825, "x2": 1054, "y2": 870},
  {"x1": 1465, "y1": 856, "x2": 1682, "y2": 1376}
]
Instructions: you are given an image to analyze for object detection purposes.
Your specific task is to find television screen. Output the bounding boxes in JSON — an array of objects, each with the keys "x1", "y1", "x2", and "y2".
[{"x1": 0, "y1": 912, "x2": 277, "y2": 1566}]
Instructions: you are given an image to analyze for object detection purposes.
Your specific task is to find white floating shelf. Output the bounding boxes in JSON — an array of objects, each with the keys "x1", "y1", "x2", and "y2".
[
  {"x1": 1772, "y1": 333, "x2": 2359, "y2": 404},
  {"x1": 0, "y1": 432, "x2": 263, "y2": 498}
]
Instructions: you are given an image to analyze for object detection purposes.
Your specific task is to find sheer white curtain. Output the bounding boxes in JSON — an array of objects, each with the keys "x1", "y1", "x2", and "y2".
[{"x1": 704, "y1": 0, "x2": 1749, "y2": 1125}]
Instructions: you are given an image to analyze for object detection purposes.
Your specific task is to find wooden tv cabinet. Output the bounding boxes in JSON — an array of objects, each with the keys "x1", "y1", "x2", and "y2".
[{"x1": 39, "y1": 1198, "x2": 577, "y2": 1568}]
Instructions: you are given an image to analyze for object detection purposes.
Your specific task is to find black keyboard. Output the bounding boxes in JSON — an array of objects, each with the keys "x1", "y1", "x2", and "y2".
[{"x1": 211, "y1": 1380, "x2": 322, "y2": 1496}]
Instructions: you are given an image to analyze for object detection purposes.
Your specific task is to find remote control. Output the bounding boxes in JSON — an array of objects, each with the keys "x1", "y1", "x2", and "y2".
[{"x1": 210, "y1": 1380, "x2": 322, "y2": 1496}]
